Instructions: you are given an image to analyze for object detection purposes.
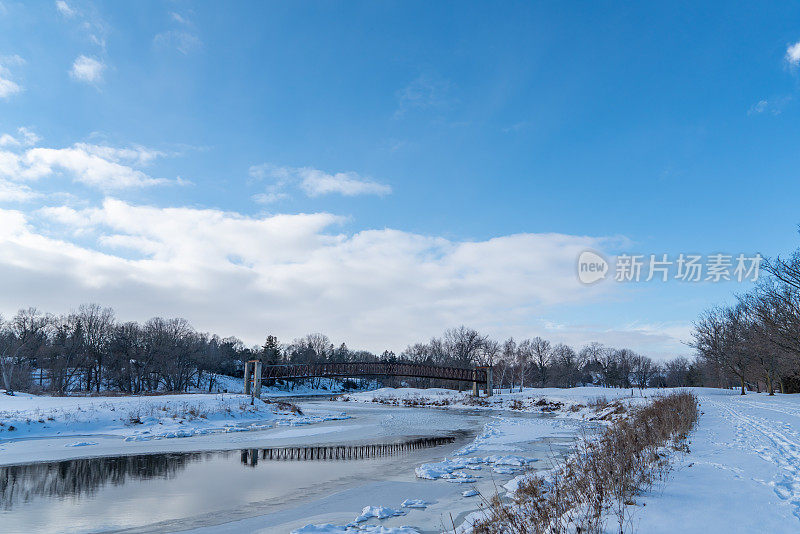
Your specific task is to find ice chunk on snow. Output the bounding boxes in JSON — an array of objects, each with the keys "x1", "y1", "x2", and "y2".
[
  {"x1": 492, "y1": 466, "x2": 517, "y2": 474},
  {"x1": 462, "y1": 489, "x2": 479, "y2": 497},
  {"x1": 65, "y1": 441, "x2": 97, "y2": 447},
  {"x1": 416, "y1": 455, "x2": 534, "y2": 480},
  {"x1": 353, "y1": 505, "x2": 406, "y2": 523},
  {"x1": 484, "y1": 455, "x2": 533, "y2": 466},
  {"x1": 401, "y1": 499, "x2": 429, "y2": 509}
]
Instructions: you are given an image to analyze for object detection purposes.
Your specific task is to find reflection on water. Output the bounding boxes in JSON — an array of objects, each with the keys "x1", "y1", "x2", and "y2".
[
  {"x1": 239, "y1": 436, "x2": 455, "y2": 465},
  {"x1": 1, "y1": 451, "x2": 208, "y2": 510},
  {"x1": 0, "y1": 437, "x2": 456, "y2": 515}
]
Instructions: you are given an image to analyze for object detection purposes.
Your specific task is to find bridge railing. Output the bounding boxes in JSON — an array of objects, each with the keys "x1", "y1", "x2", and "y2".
[{"x1": 260, "y1": 361, "x2": 487, "y2": 385}]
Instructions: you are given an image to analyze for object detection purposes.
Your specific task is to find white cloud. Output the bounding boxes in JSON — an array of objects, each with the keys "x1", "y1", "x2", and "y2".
[
  {"x1": 0, "y1": 139, "x2": 175, "y2": 190},
  {"x1": 0, "y1": 134, "x2": 18, "y2": 147},
  {"x1": 0, "y1": 76, "x2": 21, "y2": 99},
  {"x1": 250, "y1": 164, "x2": 392, "y2": 199},
  {"x1": 0, "y1": 180, "x2": 37, "y2": 202},
  {"x1": 70, "y1": 55, "x2": 105, "y2": 83},
  {"x1": 0, "y1": 198, "x2": 643, "y2": 354},
  {"x1": 22, "y1": 147, "x2": 166, "y2": 189},
  {"x1": 787, "y1": 41, "x2": 800, "y2": 67},
  {"x1": 55, "y1": 0, "x2": 75, "y2": 17}
]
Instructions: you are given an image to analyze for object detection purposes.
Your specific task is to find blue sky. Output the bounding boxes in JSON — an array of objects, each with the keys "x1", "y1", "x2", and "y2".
[{"x1": 1, "y1": 1, "x2": 799, "y2": 358}]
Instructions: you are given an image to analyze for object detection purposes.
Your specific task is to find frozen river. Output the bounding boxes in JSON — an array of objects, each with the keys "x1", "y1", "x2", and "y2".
[{"x1": 0, "y1": 398, "x2": 580, "y2": 533}]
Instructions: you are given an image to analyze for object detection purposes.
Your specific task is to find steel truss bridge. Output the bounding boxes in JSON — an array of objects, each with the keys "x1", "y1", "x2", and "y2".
[{"x1": 256, "y1": 362, "x2": 492, "y2": 396}]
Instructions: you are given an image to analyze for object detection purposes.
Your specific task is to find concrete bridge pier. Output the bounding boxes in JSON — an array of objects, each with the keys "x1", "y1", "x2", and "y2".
[{"x1": 243, "y1": 360, "x2": 263, "y2": 397}]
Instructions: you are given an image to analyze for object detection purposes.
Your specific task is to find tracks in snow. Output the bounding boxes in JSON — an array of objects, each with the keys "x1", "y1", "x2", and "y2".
[{"x1": 709, "y1": 398, "x2": 800, "y2": 519}]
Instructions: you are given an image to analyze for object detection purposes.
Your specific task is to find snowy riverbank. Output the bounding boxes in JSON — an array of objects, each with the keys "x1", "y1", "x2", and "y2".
[
  {"x1": 0, "y1": 391, "x2": 347, "y2": 452},
  {"x1": 338, "y1": 385, "x2": 659, "y2": 422}
]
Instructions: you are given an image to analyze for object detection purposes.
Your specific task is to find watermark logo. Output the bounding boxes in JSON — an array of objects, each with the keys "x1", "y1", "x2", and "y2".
[
  {"x1": 577, "y1": 250, "x2": 609, "y2": 284},
  {"x1": 576, "y1": 252, "x2": 762, "y2": 284}
]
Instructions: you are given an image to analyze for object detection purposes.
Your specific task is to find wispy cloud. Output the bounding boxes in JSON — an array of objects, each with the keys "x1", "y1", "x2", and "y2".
[
  {"x1": 55, "y1": 0, "x2": 75, "y2": 18},
  {"x1": 250, "y1": 164, "x2": 392, "y2": 202},
  {"x1": 171, "y1": 12, "x2": 190, "y2": 25},
  {"x1": 70, "y1": 55, "x2": 105, "y2": 84},
  {"x1": 154, "y1": 30, "x2": 201, "y2": 55},
  {"x1": 748, "y1": 96, "x2": 792, "y2": 116},
  {"x1": 252, "y1": 191, "x2": 290, "y2": 204},
  {"x1": 55, "y1": 1, "x2": 108, "y2": 50},
  {"x1": 395, "y1": 74, "x2": 451, "y2": 117},
  {"x1": 0, "y1": 55, "x2": 24, "y2": 99},
  {"x1": 0, "y1": 127, "x2": 40, "y2": 147},
  {"x1": 154, "y1": 12, "x2": 201, "y2": 55}
]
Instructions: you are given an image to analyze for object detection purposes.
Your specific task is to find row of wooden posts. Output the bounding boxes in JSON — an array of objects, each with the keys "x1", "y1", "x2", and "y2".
[{"x1": 238, "y1": 437, "x2": 455, "y2": 466}]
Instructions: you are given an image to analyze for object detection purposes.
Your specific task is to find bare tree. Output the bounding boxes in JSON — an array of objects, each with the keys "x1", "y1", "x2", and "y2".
[
  {"x1": 552, "y1": 343, "x2": 583, "y2": 388},
  {"x1": 516, "y1": 339, "x2": 534, "y2": 392},
  {"x1": 0, "y1": 309, "x2": 48, "y2": 394},
  {"x1": 443, "y1": 326, "x2": 485, "y2": 366},
  {"x1": 76, "y1": 304, "x2": 115, "y2": 393},
  {"x1": 478, "y1": 338, "x2": 501, "y2": 367},
  {"x1": 692, "y1": 305, "x2": 753, "y2": 395},
  {"x1": 527, "y1": 337, "x2": 552, "y2": 387},
  {"x1": 500, "y1": 337, "x2": 518, "y2": 392},
  {"x1": 631, "y1": 353, "x2": 656, "y2": 391}
]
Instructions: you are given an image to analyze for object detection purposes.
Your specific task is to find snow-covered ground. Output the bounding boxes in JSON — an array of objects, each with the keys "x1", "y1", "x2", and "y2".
[
  {"x1": 0, "y1": 390, "x2": 348, "y2": 463},
  {"x1": 4, "y1": 386, "x2": 800, "y2": 533},
  {"x1": 634, "y1": 388, "x2": 800, "y2": 532}
]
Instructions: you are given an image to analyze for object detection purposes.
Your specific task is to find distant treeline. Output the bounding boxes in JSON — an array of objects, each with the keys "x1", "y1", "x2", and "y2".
[{"x1": 0, "y1": 302, "x2": 715, "y2": 395}]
